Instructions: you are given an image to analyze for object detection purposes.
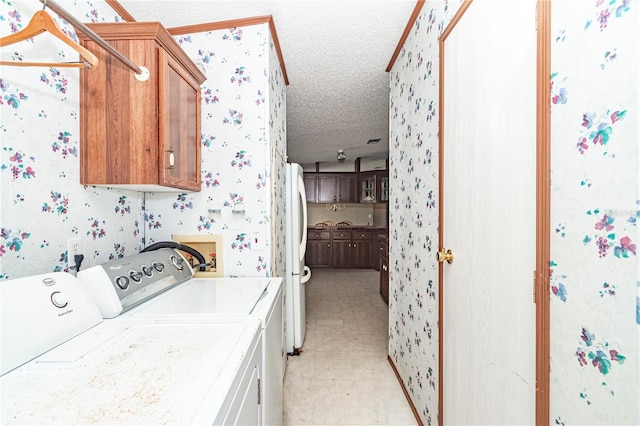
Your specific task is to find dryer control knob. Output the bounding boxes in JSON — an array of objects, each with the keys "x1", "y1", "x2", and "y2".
[{"x1": 50, "y1": 291, "x2": 69, "y2": 308}]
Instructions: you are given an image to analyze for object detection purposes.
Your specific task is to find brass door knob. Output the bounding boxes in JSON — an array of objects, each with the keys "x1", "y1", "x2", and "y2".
[{"x1": 437, "y1": 249, "x2": 454, "y2": 264}]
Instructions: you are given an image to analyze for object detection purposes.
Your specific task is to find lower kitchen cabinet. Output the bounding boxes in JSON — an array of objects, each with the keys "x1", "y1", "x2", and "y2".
[
  {"x1": 379, "y1": 235, "x2": 389, "y2": 305},
  {"x1": 330, "y1": 229, "x2": 352, "y2": 268},
  {"x1": 352, "y1": 230, "x2": 374, "y2": 269},
  {"x1": 306, "y1": 227, "x2": 377, "y2": 269},
  {"x1": 306, "y1": 230, "x2": 332, "y2": 268}
]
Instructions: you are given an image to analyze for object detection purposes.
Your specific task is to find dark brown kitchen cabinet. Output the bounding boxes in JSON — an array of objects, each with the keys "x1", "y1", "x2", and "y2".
[
  {"x1": 352, "y1": 230, "x2": 374, "y2": 269},
  {"x1": 317, "y1": 174, "x2": 337, "y2": 203},
  {"x1": 306, "y1": 227, "x2": 379, "y2": 269},
  {"x1": 359, "y1": 171, "x2": 376, "y2": 203},
  {"x1": 330, "y1": 229, "x2": 352, "y2": 268},
  {"x1": 337, "y1": 174, "x2": 357, "y2": 203},
  {"x1": 379, "y1": 235, "x2": 389, "y2": 304},
  {"x1": 79, "y1": 22, "x2": 206, "y2": 192},
  {"x1": 374, "y1": 229, "x2": 388, "y2": 271},
  {"x1": 330, "y1": 228, "x2": 373, "y2": 269},
  {"x1": 304, "y1": 174, "x2": 317, "y2": 203},
  {"x1": 306, "y1": 230, "x2": 331, "y2": 268},
  {"x1": 377, "y1": 171, "x2": 389, "y2": 203},
  {"x1": 317, "y1": 173, "x2": 357, "y2": 204}
]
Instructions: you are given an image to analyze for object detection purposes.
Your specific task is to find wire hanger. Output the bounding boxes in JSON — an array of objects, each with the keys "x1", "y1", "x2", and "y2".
[{"x1": 0, "y1": 1, "x2": 98, "y2": 68}]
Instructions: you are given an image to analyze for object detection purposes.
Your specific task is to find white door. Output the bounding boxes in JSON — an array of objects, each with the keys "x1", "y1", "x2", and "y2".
[{"x1": 440, "y1": 0, "x2": 537, "y2": 424}]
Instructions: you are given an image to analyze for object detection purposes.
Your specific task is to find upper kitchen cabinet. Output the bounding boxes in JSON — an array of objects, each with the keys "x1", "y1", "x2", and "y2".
[
  {"x1": 359, "y1": 171, "x2": 376, "y2": 203},
  {"x1": 304, "y1": 173, "x2": 317, "y2": 203},
  {"x1": 317, "y1": 173, "x2": 357, "y2": 204},
  {"x1": 377, "y1": 171, "x2": 389, "y2": 202},
  {"x1": 79, "y1": 22, "x2": 207, "y2": 192}
]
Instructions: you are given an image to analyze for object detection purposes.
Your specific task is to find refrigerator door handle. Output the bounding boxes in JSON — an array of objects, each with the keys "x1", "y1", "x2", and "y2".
[{"x1": 298, "y1": 172, "x2": 308, "y2": 261}]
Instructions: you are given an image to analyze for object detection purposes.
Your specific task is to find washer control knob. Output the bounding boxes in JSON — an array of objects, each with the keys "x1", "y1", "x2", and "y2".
[
  {"x1": 115, "y1": 276, "x2": 129, "y2": 290},
  {"x1": 153, "y1": 262, "x2": 164, "y2": 272},
  {"x1": 170, "y1": 255, "x2": 184, "y2": 271},
  {"x1": 50, "y1": 291, "x2": 68, "y2": 308},
  {"x1": 142, "y1": 265, "x2": 153, "y2": 276},
  {"x1": 129, "y1": 270, "x2": 143, "y2": 282}
]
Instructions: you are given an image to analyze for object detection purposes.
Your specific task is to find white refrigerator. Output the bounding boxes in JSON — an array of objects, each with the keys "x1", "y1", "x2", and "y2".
[{"x1": 285, "y1": 163, "x2": 311, "y2": 355}]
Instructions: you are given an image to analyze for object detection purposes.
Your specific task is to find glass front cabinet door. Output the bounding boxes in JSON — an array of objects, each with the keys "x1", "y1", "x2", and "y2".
[
  {"x1": 360, "y1": 173, "x2": 376, "y2": 203},
  {"x1": 380, "y1": 175, "x2": 389, "y2": 202}
]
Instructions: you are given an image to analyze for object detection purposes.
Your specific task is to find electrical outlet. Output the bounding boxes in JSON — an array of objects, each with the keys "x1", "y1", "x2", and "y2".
[{"x1": 67, "y1": 238, "x2": 82, "y2": 270}]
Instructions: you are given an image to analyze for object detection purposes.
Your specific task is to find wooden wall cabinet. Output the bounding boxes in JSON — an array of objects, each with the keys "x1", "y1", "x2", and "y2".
[
  {"x1": 359, "y1": 171, "x2": 376, "y2": 203},
  {"x1": 377, "y1": 171, "x2": 389, "y2": 202},
  {"x1": 304, "y1": 174, "x2": 317, "y2": 203},
  {"x1": 79, "y1": 22, "x2": 207, "y2": 192},
  {"x1": 316, "y1": 173, "x2": 357, "y2": 204}
]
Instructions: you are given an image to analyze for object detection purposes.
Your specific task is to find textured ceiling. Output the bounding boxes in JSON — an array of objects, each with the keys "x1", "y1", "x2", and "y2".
[{"x1": 117, "y1": 0, "x2": 417, "y2": 166}]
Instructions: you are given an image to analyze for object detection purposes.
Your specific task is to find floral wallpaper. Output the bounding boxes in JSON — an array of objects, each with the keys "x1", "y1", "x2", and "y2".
[
  {"x1": 388, "y1": 0, "x2": 638, "y2": 424},
  {"x1": 0, "y1": 0, "x2": 141, "y2": 280},
  {"x1": 549, "y1": 0, "x2": 638, "y2": 424},
  {"x1": 269, "y1": 34, "x2": 288, "y2": 279},
  {"x1": 1, "y1": 1, "x2": 287, "y2": 281},
  {"x1": 145, "y1": 23, "x2": 287, "y2": 278},
  {"x1": 387, "y1": 2, "x2": 447, "y2": 424}
]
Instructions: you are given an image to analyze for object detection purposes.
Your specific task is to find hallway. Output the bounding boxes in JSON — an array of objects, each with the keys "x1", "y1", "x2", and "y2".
[{"x1": 283, "y1": 269, "x2": 417, "y2": 425}]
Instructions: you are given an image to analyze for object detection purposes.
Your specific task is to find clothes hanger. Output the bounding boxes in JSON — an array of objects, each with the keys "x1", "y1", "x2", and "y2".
[{"x1": 0, "y1": 2, "x2": 98, "y2": 68}]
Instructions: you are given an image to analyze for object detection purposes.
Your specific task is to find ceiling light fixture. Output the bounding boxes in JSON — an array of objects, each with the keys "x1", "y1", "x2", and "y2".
[{"x1": 337, "y1": 149, "x2": 346, "y2": 163}]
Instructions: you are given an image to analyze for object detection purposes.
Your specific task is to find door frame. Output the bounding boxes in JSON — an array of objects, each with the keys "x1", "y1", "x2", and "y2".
[{"x1": 436, "y1": 1, "x2": 551, "y2": 425}]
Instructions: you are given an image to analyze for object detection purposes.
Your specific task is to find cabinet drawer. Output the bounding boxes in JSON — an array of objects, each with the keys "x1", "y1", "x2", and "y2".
[
  {"x1": 332, "y1": 230, "x2": 352, "y2": 240},
  {"x1": 353, "y1": 230, "x2": 373, "y2": 240},
  {"x1": 308, "y1": 230, "x2": 330, "y2": 240}
]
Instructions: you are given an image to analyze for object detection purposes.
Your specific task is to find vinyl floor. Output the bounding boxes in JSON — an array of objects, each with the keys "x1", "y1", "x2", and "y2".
[{"x1": 283, "y1": 268, "x2": 418, "y2": 425}]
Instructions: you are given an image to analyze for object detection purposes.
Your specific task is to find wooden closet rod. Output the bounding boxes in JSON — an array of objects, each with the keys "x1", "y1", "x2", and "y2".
[{"x1": 38, "y1": 0, "x2": 145, "y2": 77}]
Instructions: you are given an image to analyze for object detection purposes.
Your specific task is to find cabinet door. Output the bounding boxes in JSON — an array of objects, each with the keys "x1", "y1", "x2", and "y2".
[
  {"x1": 338, "y1": 174, "x2": 357, "y2": 203},
  {"x1": 377, "y1": 172, "x2": 389, "y2": 202},
  {"x1": 160, "y1": 49, "x2": 202, "y2": 191},
  {"x1": 317, "y1": 175, "x2": 338, "y2": 203},
  {"x1": 331, "y1": 241, "x2": 352, "y2": 268},
  {"x1": 303, "y1": 175, "x2": 317, "y2": 203},
  {"x1": 359, "y1": 172, "x2": 376, "y2": 203},
  {"x1": 352, "y1": 240, "x2": 373, "y2": 269},
  {"x1": 380, "y1": 253, "x2": 389, "y2": 304},
  {"x1": 306, "y1": 241, "x2": 332, "y2": 268}
]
